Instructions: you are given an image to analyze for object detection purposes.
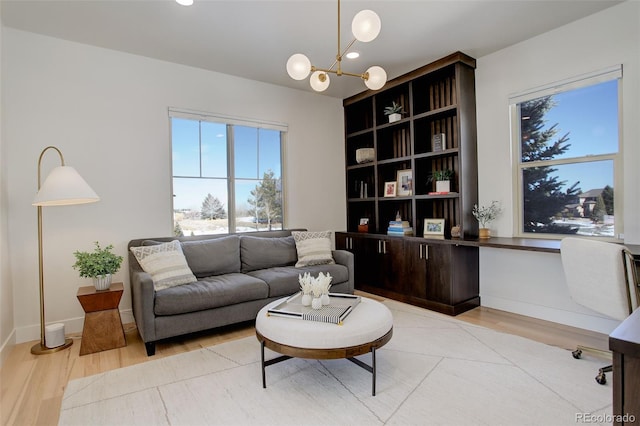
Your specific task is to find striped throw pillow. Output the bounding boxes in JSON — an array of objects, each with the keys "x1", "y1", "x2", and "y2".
[
  {"x1": 130, "y1": 240, "x2": 197, "y2": 291},
  {"x1": 292, "y1": 231, "x2": 335, "y2": 267}
]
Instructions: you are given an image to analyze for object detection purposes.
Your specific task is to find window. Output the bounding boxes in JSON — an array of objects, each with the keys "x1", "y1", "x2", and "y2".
[
  {"x1": 510, "y1": 66, "x2": 621, "y2": 239},
  {"x1": 170, "y1": 110, "x2": 286, "y2": 236}
]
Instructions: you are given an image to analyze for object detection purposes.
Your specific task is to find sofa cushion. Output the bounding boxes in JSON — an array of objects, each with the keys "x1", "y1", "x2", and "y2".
[
  {"x1": 240, "y1": 235, "x2": 297, "y2": 272},
  {"x1": 292, "y1": 231, "x2": 335, "y2": 267},
  {"x1": 247, "y1": 264, "x2": 349, "y2": 298},
  {"x1": 180, "y1": 236, "x2": 241, "y2": 278},
  {"x1": 154, "y1": 272, "x2": 268, "y2": 316},
  {"x1": 130, "y1": 240, "x2": 197, "y2": 291}
]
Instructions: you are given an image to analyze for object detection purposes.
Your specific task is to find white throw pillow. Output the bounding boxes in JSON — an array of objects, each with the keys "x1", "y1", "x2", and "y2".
[
  {"x1": 292, "y1": 231, "x2": 335, "y2": 267},
  {"x1": 130, "y1": 240, "x2": 197, "y2": 291}
]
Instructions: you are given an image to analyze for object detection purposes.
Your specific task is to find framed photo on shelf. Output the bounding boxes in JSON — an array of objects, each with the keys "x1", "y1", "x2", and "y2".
[
  {"x1": 432, "y1": 133, "x2": 446, "y2": 152},
  {"x1": 424, "y1": 218, "x2": 445, "y2": 238},
  {"x1": 396, "y1": 169, "x2": 413, "y2": 196},
  {"x1": 384, "y1": 181, "x2": 397, "y2": 197}
]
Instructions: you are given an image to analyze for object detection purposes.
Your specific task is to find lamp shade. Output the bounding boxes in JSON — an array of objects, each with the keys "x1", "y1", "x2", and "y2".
[
  {"x1": 286, "y1": 54, "x2": 312, "y2": 80},
  {"x1": 352, "y1": 10, "x2": 381, "y2": 42},
  {"x1": 310, "y1": 71, "x2": 330, "y2": 92},
  {"x1": 364, "y1": 66, "x2": 387, "y2": 90},
  {"x1": 33, "y1": 166, "x2": 100, "y2": 206}
]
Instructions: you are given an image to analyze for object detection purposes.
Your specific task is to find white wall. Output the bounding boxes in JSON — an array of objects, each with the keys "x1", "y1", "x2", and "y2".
[
  {"x1": 475, "y1": 1, "x2": 639, "y2": 334},
  {"x1": 2, "y1": 28, "x2": 346, "y2": 344},
  {"x1": 0, "y1": 16, "x2": 17, "y2": 363}
]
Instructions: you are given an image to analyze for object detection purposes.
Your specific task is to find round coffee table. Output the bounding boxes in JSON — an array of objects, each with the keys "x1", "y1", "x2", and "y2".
[{"x1": 255, "y1": 295, "x2": 393, "y2": 396}]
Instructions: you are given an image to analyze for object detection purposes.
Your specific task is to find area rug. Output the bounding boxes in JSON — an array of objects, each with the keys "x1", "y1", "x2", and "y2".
[{"x1": 59, "y1": 299, "x2": 613, "y2": 425}]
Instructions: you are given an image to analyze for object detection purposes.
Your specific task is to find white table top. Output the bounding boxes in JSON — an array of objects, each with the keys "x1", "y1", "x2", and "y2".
[{"x1": 256, "y1": 296, "x2": 393, "y2": 349}]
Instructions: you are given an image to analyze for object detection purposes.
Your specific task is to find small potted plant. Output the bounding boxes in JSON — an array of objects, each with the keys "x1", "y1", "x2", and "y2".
[
  {"x1": 73, "y1": 242, "x2": 124, "y2": 291},
  {"x1": 428, "y1": 169, "x2": 454, "y2": 193},
  {"x1": 472, "y1": 201, "x2": 502, "y2": 239},
  {"x1": 384, "y1": 102, "x2": 404, "y2": 123}
]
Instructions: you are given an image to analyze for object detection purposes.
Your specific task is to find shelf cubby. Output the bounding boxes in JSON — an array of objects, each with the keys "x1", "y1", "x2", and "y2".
[{"x1": 343, "y1": 51, "x2": 478, "y2": 240}]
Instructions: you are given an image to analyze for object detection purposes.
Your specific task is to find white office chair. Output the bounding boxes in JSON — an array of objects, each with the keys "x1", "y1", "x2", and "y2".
[{"x1": 560, "y1": 237, "x2": 639, "y2": 384}]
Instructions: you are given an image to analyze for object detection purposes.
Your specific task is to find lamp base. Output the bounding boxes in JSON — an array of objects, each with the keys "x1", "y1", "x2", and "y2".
[{"x1": 30, "y1": 338, "x2": 73, "y2": 355}]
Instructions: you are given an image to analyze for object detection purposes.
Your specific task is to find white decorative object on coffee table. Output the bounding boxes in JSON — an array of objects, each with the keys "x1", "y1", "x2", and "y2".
[{"x1": 256, "y1": 295, "x2": 393, "y2": 396}]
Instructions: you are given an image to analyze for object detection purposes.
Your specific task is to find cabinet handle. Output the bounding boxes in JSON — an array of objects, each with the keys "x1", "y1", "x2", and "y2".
[
  {"x1": 424, "y1": 244, "x2": 429, "y2": 260},
  {"x1": 378, "y1": 240, "x2": 381, "y2": 253},
  {"x1": 419, "y1": 244, "x2": 423, "y2": 259},
  {"x1": 383, "y1": 241, "x2": 387, "y2": 254}
]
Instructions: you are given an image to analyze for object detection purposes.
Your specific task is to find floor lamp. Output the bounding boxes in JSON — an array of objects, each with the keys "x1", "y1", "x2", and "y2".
[{"x1": 31, "y1": 146, "x2": 100, "y2": 355}]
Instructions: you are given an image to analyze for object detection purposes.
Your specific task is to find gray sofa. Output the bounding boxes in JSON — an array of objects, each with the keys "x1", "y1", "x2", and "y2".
[{"x1": 128, "y1": 229, "x2": 354, "y2": 356}]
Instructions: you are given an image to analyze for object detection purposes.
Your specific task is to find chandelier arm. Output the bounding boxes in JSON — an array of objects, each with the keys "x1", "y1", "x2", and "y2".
[{"x1": 312, "y1": 67, "x2": 366, "y2": 79}]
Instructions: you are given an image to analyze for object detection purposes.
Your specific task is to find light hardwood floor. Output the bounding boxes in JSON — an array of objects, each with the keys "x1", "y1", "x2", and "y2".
[{"x1": 0, "y1": 293, "x2": 609, "y2": 426}]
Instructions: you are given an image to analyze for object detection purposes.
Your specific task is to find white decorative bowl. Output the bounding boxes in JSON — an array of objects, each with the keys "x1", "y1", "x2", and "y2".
[{"x1": 356, "y1": 148, "x2": 375, "y2": 164}]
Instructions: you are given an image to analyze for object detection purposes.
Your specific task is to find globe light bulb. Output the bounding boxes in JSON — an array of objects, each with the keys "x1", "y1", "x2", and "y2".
[
  {"x1": 352, "y1": 10, "x2": 381, "y2": 42},
  {"x1": 310, "y1": 71, "x2": 330, "y2": 92},
  {"x1": 286, "y1": 54, "x2": 311, "y2": 80},
  {"x1": 364, "y1": 66, "x2": 387, "y2": 90}
]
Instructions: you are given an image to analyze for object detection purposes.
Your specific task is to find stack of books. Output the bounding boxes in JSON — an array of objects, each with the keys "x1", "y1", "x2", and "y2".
[{"x1": 387, "y1": 220, "x2": 413, "y2": 236}]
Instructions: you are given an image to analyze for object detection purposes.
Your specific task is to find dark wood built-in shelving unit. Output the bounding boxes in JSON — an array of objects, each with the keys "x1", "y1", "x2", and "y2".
[{"x1": 337, "y1": 52, "x2": 480, "y2": 315}]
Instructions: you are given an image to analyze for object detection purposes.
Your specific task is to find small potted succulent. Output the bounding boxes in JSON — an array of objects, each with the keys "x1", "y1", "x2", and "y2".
[
  {"x1": 384, "y1": 102, "x2": 404, "y2": 123},
  {"x1": 472, "y1": 201, "x2": 502, "y2": 239},
  {"x1": 428, "y1": 169, "x2": 454, "y2": 193},
  {"x1": 73, "y1": 242, "x2": 123, "y2": 291}
]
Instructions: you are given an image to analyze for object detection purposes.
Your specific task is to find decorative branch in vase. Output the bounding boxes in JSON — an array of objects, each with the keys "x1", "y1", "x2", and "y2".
[{"x1": 472, "y1": 201, "x2": 502, "y2": 239}]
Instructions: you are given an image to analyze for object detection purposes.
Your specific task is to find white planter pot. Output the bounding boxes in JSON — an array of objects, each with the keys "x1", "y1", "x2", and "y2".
[
  {"x1": 436, "y1": 180, "x2": 450, "y2": 193},
  {"x1": 93, "y1": 274, "x2": 112, "y2": 291},
  {"x1": 388, "y1": 113, "x2": 402, "y2": 123}
]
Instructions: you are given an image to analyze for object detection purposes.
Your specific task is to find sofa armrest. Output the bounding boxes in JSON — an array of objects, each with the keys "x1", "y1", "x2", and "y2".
[
  {"x1": 129, "y1": 270, "x2": 157, "y2": 343},
  {"x1": 332, "y1": 250, "x2": 354, "y2": 294}
]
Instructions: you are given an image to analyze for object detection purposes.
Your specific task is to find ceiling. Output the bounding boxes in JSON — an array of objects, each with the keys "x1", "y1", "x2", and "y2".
[{"x1": 0, "y1": 0, "x2": 622, "y2": 99}]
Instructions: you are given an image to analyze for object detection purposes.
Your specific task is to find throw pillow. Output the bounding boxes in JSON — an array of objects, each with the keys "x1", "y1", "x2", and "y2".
[
  {"x1": 292, "y1": 231, "x2": 335, "y2": 268},
  {"x1": 240, "y1": 235, "x2": 297, "y2": 272},
  {"x1": 130, "y1": 240, "x2": 197, "y2": 291},
  {"x1": 181, "y1": 236, "x2": 241, "y2": 278}
]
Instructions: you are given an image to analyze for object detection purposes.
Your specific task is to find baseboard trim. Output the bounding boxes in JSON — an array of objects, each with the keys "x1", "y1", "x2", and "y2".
[
  {"x1": 13, "y1": 308, "x2": 134, "y2": 344},
  {"x1": 0, "y1": 328, "x2": 17, "y2": 367},
  {"x1": 480, "y1": 295, "x2": 620, "y2": 335}
]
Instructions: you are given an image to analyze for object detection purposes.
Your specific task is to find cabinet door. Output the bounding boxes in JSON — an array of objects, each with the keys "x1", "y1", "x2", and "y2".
[
  {"x1": 405, "y1": 240, "x2": 452, "y2": 303},
  {"x1": 335, "y1": 233, "x2": 375, "y2": 290},
  {"x1": 335, "y1": 232, "x2": 350, "y2": 251},
  {"x1": 377, "y1": 237, "x2": 405, "y2": 291}
]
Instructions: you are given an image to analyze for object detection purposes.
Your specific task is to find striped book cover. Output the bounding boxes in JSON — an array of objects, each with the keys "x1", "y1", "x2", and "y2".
[
  {"x1": 268, "y1": 293, "x2": 361, "y2": 325},
  {"x1": 301, "y1": 305, "x2": 354, "y2": 325}
]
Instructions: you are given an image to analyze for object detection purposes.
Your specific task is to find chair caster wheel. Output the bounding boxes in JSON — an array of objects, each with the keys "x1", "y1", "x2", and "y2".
[
  {"x1": 595, "y1": 371, "x2": 607, "y2": 385},
  {"x1": 572, "y1": 349, "x2": 582, "y2": 359}
]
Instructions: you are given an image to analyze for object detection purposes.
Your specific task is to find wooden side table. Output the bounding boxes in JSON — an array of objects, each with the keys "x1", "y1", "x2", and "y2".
[{"x1": 77, "y1": 282, "x2": 126, "y2": 356}]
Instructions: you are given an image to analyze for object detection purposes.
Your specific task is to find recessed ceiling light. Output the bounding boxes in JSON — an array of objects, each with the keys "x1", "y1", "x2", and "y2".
[
  {"x1": 176, "y1": 0, "x2": 194, "y2": 6},
  {"x1": 346, "y1": 52, "x2": 360, "y2": 59}
]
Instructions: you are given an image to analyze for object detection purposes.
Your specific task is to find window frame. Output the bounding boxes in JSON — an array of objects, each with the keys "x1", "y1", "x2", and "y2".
[
  {"x1": 169, "y1": 108, "x2": 287, "y2": 235},
  {"x1": 509, "y1": 65, "x2": 623, "y2": 240}
]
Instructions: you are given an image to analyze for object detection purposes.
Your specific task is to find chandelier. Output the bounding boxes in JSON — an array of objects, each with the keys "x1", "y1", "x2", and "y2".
[{"x1": 286, "y1": 0, "x2": 387, "y2": 92}]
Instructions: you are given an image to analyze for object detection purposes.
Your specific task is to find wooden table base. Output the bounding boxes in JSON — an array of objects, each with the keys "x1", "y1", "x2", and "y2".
[{"x1": 77, "y1": 282, "x2": 126, "y2": 356}]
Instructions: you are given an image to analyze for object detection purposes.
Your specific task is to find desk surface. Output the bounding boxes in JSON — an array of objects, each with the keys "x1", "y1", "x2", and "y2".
[
  {"x1": 479, "y1": 237, "x2": 640, "y2": 257},
  {"x1": 610, "y1": 307, "x2": 640, "y2": 358}
]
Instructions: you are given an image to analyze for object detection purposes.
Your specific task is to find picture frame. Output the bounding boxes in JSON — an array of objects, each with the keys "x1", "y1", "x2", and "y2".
[
  {"x1": 396, "y1": 169, "x2": 413, "y2": 196},
  {"x1": 384, "y1": 181, "x2": 397, "y2": 197},
  {"x1": 432, "y1": 133, "x2": 446, "y2": 152},
  {"x1": 424, "y1": 218, "x2": 445, "y2": 238}
]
